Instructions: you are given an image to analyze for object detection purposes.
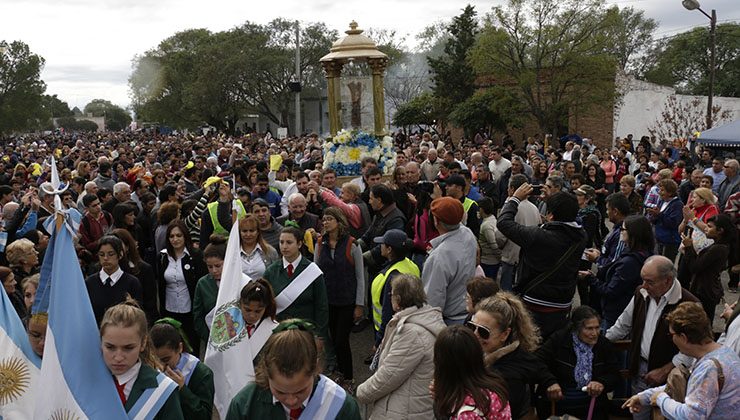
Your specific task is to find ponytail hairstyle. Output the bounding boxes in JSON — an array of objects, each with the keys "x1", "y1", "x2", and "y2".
[
  {"x1": 476, "y1": 292, "x2": 541, "y2": 353},
  {"x1": 151, "y1": 317, "x2": 193, "y2": 354},
  {"x1": 203, "y1": 233, "x2": 228, "y2": 260},
  {"x1": 100, "y1": 297, "x2": 161, "y2": 371},
  {"x1": 433, "y1": 325, "x2": 508, "y2": 418},
  {"x1": 239, "y1": 278, "x2": 277, "y2": 321},
  {"x1": 254, "y1": 319, "x2": 320, "y2": 389}
]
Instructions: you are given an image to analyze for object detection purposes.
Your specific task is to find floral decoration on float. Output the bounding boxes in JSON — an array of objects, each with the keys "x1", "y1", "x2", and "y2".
[{"x1": 322, "y1": 129, "x2": 396, "y2": 176}]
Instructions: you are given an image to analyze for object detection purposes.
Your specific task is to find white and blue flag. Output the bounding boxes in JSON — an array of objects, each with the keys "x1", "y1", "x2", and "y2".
[
  {"x1": 32, "y1": 218, "x2": 128, "y2": 419},
  {"x1": 0, "y1": 280, "x2": 41, "y2": 419}
]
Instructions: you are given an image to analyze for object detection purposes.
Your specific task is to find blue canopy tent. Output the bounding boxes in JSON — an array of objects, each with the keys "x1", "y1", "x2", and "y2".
[{"x1": 696, "y1": 120, "x2": 740, "y2": 148}]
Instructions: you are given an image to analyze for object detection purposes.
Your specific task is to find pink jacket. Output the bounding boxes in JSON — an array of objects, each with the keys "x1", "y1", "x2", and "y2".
[
  {"x1": 412, "y1": 210, "x2": 439, "y2": 252},
  {"x1": 320, "y1": 189, "x2": 362, "y2": 229}
]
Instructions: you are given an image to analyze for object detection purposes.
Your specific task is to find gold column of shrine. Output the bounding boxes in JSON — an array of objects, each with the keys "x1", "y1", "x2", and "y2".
[{"x1": 320, "y1": 21, "x2": 389, "y2": 137}]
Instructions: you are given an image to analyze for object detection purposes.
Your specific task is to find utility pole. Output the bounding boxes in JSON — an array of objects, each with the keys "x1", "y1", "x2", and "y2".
[
  {"x1": 294, "y1": 21, "x2": 301, "y2": 136},
  {"x1": 707, "y1": 9, "x2": 716, "y2": 129}
]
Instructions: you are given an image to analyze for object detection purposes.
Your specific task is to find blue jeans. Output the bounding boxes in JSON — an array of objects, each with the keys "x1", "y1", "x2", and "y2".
[
  {"x1": 481, "y1": 263, "x2": 500, "y2": 280},
  {"x1": 500, "y1": 262, "x2": 516, "y2": 292}
]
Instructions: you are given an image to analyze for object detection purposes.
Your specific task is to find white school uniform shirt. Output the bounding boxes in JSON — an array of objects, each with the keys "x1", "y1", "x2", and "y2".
[
  {"x1": 100, "y1": 267, "x2": 124, "y2": 286},
  {"x1": 115, "y1": 361, "x2": 142, "y2": 399}
]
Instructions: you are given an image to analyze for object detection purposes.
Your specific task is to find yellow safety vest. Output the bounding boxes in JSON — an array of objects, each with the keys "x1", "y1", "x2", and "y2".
[
  {"x1": 371, "y1": 258, "x2": 420, "y2": 331},
  {"x1": 462, "y1": 197, "x2": 475, "y2": 213},
  {"x1": 207, "y1": 200, "x2": 247, "y2": 236}
]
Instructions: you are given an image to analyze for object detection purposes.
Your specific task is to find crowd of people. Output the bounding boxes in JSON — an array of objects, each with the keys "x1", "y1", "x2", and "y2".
[{"x1": 1, "y1": 129, "x2": 739, "y2": 419}]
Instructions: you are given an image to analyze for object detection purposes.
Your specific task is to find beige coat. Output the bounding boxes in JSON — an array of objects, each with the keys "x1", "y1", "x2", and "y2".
[{"x1": 356, "y1": 304, "x2": 446, "y2": 420}]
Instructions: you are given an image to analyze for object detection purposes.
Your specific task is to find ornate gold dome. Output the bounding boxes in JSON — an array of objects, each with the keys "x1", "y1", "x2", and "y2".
[{"x1": 320, "y1": 21, "x2": 388, "y2": 62}]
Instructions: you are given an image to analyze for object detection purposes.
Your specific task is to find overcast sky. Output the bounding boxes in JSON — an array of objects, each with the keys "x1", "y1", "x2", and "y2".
[{"x1": 3, "y1": 0, "x2": 738, "y2": 110}]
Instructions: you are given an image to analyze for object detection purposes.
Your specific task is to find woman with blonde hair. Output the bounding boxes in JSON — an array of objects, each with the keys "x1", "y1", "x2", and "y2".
[
  {"x1": 468, "y1": 292, "x2": 555, "y2": 419},
  {"x1": 100, "y1": 299, "x2": 183, "y2": 418}
]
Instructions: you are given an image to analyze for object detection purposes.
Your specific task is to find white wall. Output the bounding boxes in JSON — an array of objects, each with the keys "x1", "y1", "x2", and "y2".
[{"x1": 613, "y1": 75, "x2": 740, "y2": 141}]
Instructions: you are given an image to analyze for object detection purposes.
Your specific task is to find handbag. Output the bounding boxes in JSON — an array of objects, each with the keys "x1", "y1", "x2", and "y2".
[{"x1": 652, "y1": 358, "x2": 725, "y2": 419}]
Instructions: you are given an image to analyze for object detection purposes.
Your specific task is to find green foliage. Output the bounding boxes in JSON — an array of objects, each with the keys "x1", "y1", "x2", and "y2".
[
  {"x1": 43, "y1": 94, "x2": 72, "y2": 118},
  {"x1": 641, "y1": 23, "x2": 740, "y2": 97},
  {"x1": 0, "y1": 40, "x2": 47, "y2": 135},
  {"x1": 470, "y1": 0, "x2": 620, "y2": 136},
  {"x1": 449, "y1": 87, "x2": 523, "y2": 136},
  {"x1": 601, "y1": 6, "x2": 657, "y2": 72},
  {"x1": 392, "y1": 92, "x2": 444, "y2": 128},
  {"x1": 427, "y1": 5, "x2": 479, "y2": 108},
  {"x1": 56, "y1": 117, "x2": 99, "y2": 132},
  {"x1": 83, "y1": 98, "x2": 131, "y2": 131},
  {"x1": 129, "y1": 21, "x2": 337, "y2": 134}
]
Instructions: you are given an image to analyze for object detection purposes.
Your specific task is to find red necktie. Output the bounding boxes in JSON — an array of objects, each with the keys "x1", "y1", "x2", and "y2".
[
  {"x1": 246, "y1": 324, "x2": 254, "y2": 337},
  {"x1": 289, "y1": 407, "x2": 303, "y2": 420},
  {"x1": 287, "y1": 263, "x2": 294, "y2": 277},
  {"x1": 114, "y1": 377, "x2": 127, "y2": 405}
]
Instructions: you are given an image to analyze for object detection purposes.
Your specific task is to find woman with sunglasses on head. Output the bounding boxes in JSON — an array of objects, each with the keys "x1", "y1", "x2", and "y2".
[
  {"x1": 467, "y1": 292, "x2": 555, "y2": 419},
  {"x1": 356, "y1": 274, "x2": 445, "y2": 419}
]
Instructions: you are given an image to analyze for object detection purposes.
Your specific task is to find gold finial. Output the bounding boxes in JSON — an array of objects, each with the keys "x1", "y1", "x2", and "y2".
[{"x1": 346, "y1": 21, "x2": 362, "y2": 35}]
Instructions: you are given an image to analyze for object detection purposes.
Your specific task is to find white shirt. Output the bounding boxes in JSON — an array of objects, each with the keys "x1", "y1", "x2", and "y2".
[
  {"x1": 164, "y1": 250, "x2": 192, "y2": 313},
  {"x1": 488, "y1": 158, "x2": 511, "y2": 182},
  {"x1": 100, "y1": 267, "x2": 124, "y2": 287},
  {"x1": 115, "y1": 360, "x2": 141, "y2": 399},
  {"x1": 283, "y1": 254, "x2": 302, "y2": 273},
  {"x1": 273, "y1": 394, "x2": 310, "y2": 419},
  {"x1": 607, "y1": 279, "x2": 693, "y2": 366},
  {"x1": 718, "y1": 315, "x2": 740, "y2": 357},
  {"x1": 241, "y1": 244, "x2": 267, "y2": 280}
]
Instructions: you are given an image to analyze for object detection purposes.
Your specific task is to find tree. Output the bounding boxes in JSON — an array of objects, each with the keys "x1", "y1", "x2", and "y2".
[
  {"x1": 0, "y1": 40, "x2": 46, "y2": 134},
  {"x1": 601, "y1": 6, "x2": 658, "y2": 72},
  {"x1": 470, "y1": 0, "x2": 618, "y2": 136},
  {"x1": 43, "y1": 94, "x2": 72, "y2": 117},
  {"x1": 84, "y1": 98, "x2": 131, "y2": 131},
  {"x1": 56, "y1": 117, "x2": 100, "y2": 132},
  {"x1": 641, "y1": 23, "x2": 740, "y2": 97},
  {"x1": 427, "y1": 5, "x2": 479, "y2": 110},
  {"x1": 392, "y1": 92, "x2": 443, "y2": 130},
  {"x1": 129, "y1": 21, "x2": 337, "y2": 134},
  {"x1": 646, "y1": 95, "x2": 732, "y2": 141},
  {"x1": 449, "y1": 87, "x2": 523, "y2": 137}
]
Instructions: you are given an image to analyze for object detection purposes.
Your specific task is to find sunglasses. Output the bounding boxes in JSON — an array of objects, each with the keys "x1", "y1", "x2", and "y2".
[{"x1": 465, "y1": 320, "x2": 491, "y2": 340}]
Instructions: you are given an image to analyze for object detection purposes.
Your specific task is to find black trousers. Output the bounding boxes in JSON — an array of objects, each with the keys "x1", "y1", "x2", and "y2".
[{"x1": 328, "y1": 304, "x2": 355, "y2": 380}]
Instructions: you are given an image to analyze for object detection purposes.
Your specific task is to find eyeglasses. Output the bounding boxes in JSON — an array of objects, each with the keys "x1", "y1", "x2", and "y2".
[{"x1": 465, "y1": 320, "x2": 491, "y2": 340}]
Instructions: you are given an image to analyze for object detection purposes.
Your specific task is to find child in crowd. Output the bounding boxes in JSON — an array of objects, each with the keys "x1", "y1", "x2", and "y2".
[
  {"x1": 151, "y1": 318, "x2": 215, "y2": 420},
  {"x1": 225, "y1": 318, "x2": 360, "y2": 420}
]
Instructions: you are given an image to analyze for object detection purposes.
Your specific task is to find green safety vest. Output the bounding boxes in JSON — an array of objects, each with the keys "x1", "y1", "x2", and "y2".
[
  {"x1": 207, "y1": 200, "x2": 247, "y2": 235},
  {"x1": 371, "y1": 258, "x2": 420, "y2": 331}
]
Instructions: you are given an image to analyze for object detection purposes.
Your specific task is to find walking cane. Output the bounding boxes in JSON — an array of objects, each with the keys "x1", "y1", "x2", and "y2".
[{"x1": 586, "y1": 395, "x2": 596, "y2": 420}]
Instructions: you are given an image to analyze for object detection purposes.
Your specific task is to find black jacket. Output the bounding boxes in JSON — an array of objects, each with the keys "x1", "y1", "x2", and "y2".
[
  {"x1": 590, "y1": 249, "x2": 651, "y2": 326},
  {"x1": 534, "y1": 328, "x2": 620, "y2": 420},
  {"x1": 157, "y1": 247, "x2": 208, "y2": 311},
  {"x1": 535, "y1": 328, "x2": 619, "y2": 392},
  {"x1": 489, "y1": 346, "x2": 556, "y2": 419},
  {"x1": 359, "y1": 204, "x2": 406, "y2": 265},
  {"x1": 497, "y1": 198, "x2": 587, "y2": 307}
]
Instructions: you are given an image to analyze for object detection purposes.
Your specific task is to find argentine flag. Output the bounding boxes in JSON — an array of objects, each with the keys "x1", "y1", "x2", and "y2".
[
  {"x1": 33, "y1": 218, "x2": 128, "y2": 419},
  {"x1": 0, "y1": 282, "x2": 41, "y2": 419}
]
